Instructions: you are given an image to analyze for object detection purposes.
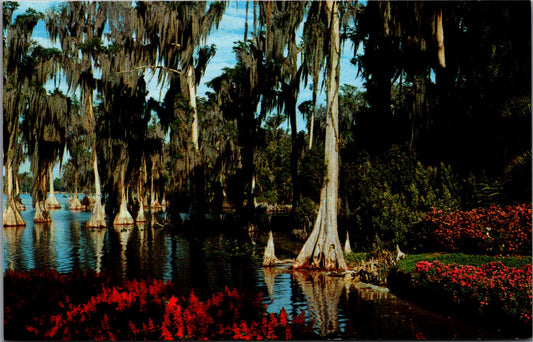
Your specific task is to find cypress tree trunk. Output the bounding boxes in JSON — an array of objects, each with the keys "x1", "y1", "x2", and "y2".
[
  {"x1": 45, "y1": 166, "x2": 61, "y2": 209},
  {"x1": 33, "y1": 201, "x2": 51, "y2": 223},
  {"x1": 33, "y1": 170, "x2": 51, "y2": 223},
  {"x1": 149, "y1": 169, "x2": 161, "y2": 210},
  {"x1": 136, "y1": 166, "x2": 146, "y2": 223},
  {"x1": 344, "y1": 230, "x2": 352, "y2": 254},
  {"x1": 113, "y1": 164, "x2": 134, "y2": 226},
  {"x1": 263, "y1": 230, "x2": 281, "y2": 266},
  {"x1": 3, "y1": 160, "x2": 26, "y2": 226},
  {"x1": 87, "y1": 151, "x2": 107, "y2": 228},
  {"x1": 436, "y1": 8, "x2": 446, "y2": 68},
  {"x1": 14, "y1": 171, "x2": 20, "y2": 195},
  {"x1": 13, "y1": 170, "x2": 26, "y2": 210},
  {"x1": 187, "y1": 64, "x2": 200, "y2": 153},
  {"x1": 70, "y1": 170, "x2": 84, "y2": 210},
  {"x1": 308, "y1": 109, "x2": 315, "y2": 150},
  {"x1": 293, "y1": 0, "x2": 347, "y2": 271},
  {"x1": 161, "y1": 192, "x2": 167, "y2": 208},
  {"x1": 14, "y1": 171, "x2": 25, "y2": 211}
]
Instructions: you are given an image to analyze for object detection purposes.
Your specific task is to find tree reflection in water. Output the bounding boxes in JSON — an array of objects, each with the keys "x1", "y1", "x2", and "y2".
[
  {"x1": 114, "y1": 225, "x2": 133, "y2": 278},
  {"x1": 136, "y1": 223, "x2": 147, "y2": 259},
  {"x1": 293, "y1": 271, "x2": 345, "y2": 336},
  {"x1": 34, "y1": 222, "x2": 56, "y2": 269},
  {"x1": 262, "y1": 265, "x2": 287, "y2": 299},
  {"x1": 4, "y1": 226, "x2": 24, "y2": 271},
  {"x1": 88, "y1": 228, "x2": 105, "y2": 273}
]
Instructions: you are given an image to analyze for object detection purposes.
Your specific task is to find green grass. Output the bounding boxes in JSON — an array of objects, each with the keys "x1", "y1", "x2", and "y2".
[
  {"x1": 344, "y1": 252, "x2": 369, "y2": 265},
  {"x1": 396, "y1": 253, "x2": 532, "y2": 273}
]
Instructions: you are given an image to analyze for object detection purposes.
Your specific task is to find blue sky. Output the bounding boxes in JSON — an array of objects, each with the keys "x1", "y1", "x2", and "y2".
[{"x1": 12, "y1": 1, "x2": 363, "y2": 177}]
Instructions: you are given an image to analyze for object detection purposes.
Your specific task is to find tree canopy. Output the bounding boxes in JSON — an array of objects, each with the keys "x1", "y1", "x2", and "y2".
[{"x1": 4, "y1": 1, "x2": 530, "y2": 267}]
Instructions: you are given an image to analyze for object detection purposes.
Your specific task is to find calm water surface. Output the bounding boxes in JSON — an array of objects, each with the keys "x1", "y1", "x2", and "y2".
[{"x1": 3, "y1": 194, "x2": 511, "y2": 338}]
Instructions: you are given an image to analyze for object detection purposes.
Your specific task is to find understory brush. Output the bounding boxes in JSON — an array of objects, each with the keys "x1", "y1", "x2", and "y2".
[{"x1": 342, "y1": 145, "x2": 462, "y2": 251}]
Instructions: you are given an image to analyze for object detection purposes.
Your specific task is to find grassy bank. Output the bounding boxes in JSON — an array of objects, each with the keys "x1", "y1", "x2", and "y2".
[{"x1": 394, "y1": 253, "x2": 532, "y2": 273}]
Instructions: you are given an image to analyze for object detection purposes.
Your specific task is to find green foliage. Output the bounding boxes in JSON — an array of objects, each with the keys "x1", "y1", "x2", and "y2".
[
  {"x1": 294, "y1": 196, "x2": 318, "y2": 231},
  {"x1": 14, "y1": 8, "x2": 43, "y2": 32},
  {"x1": 77, "y1": 37, "x2": 106, "y2": 55},
  {"x1": 344, "y1": 252, "x2": 368, "y2": 265},
  {"x1": 344, "y1": 144, "x2": 462, "y2": 251},
  {"x1": 3, "y1": 2, "x2": 19, "y2": 25},
  {"x1": 18, "y1": 172, "x2": 32, "y2": 193},
  {"x1": 53, "y1": 177, "x2": 62, "y2": 192},
  {"x1": 256, "y1": 126, "x2": 292, "y2": 204},
  {"x1": 297, "y1": 144, "x2": 325, "y2": 203},
  {"x1": 502, "y1": 151, "x2": 532, "y2": 203}
]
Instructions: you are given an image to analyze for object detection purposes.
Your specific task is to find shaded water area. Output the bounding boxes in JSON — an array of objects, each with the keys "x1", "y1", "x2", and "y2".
[{"x1": 3, "y1": 194, "x2": 514, "y2": 338}]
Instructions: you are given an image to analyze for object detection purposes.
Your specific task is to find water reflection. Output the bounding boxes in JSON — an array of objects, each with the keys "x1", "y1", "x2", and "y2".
[
  {"x1": 3, "y1": 194, "x2": 508, "y2": 338},
  {"x1": 88, "y1": 228, "x2": 105, "y2": 273},
  {"x1": 33, "y1": 223, "x2": 56, "y2": 270},
  {"x1": 293, "y1": 271, "x2": 345, "y2": 336},
  {"x1": 4, "y1": 226, "x2": 24, "y2": 271},
  {"x1": 114, "y1": 225, "x2": 133, "y2": 278}
]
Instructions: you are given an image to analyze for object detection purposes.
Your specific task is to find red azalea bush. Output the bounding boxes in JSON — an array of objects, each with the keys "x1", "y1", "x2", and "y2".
[
  {"x1": 422, "y1": 204, "x2": 532, "y2": 255},
  {"x1": 5, "y1": 268, "x2": 316, "y2": 340},
  {"x1": 412, "y1": 260, "x2": 532, "y2": 325}
]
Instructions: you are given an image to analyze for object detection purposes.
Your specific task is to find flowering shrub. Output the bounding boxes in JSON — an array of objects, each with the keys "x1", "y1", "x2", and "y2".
[
  {"x1": 412, "y1": 261, "x2": 532, "y2": 324},
  {"x1": 422, "y1": 204, "x2": 532, "y2": 255},
  {"x1": 5, "y1": 268, "x2": 316, "y2": 340}
]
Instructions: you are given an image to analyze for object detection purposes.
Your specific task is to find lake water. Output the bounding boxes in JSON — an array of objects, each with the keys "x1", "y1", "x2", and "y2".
[{"x1": 3, "y1": 194, "x2": 514, "y2": 338}]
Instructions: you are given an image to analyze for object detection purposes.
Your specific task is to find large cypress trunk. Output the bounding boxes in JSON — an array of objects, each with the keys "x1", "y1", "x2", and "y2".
[
  {"x1": 33, "y1": 170, "x2": 51, "y2": 223},
  {"x1": 45, "y1": 166, "x2": 61, "y2": 209},
  {"x1": 14, "y1": 171, "x2": 25, "y2": 211},
  {"x1": 33, "y1": 200, "x2": 51, "y2": 223},
  {"x1": 70, "y1": 170, "x2": 84, "y2": 210},
  {"x1": 113, "y1": 164, "x2": 134, "y2": 226},
  {"x1": 292, "y1": 0, "x2": 347, "y2": 271},
  {"x1": 3, "y1": 161, "x2": 26, "y2": 227},
  {"x1": 87, "y1": 152, "x2": 107, "y2": 228}
]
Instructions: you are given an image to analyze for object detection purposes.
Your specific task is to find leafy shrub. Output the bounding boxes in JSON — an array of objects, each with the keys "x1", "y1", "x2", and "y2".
[
  {"x1": 411, "y1": 261, "x2": 532, "y2": 325},
  {"x1": 297, "y1": 144, "x2": 325, "y2": 204},
  {"x1": 422, "y1": 204, "x2": 532, "y2": 255},
  {"x1": 294, "y1": 196, "x2": 318, "y2": 233},
  {"x1": 343, "y1": 145, "x2": 461, "y2": 251},
  {"x1": 256, "y1": 129, "x2": 292, "y2": 205}
]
